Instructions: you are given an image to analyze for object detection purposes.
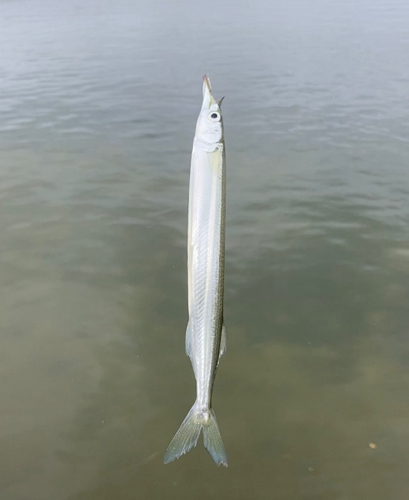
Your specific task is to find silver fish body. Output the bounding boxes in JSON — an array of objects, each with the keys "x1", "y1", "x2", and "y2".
[{"x1": 164, "y1": 76, "x2": 227, "y2": 467}]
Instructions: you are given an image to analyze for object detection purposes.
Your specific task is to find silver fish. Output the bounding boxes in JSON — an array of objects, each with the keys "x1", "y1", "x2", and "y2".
[{"x1": 164, "y1": 76, "x2": 227, "y2": 467}]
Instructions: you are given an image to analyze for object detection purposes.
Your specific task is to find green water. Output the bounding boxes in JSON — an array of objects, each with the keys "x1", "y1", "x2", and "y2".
[{"x1": 1, "y1": 0, "x2": 409, "y2": 498}]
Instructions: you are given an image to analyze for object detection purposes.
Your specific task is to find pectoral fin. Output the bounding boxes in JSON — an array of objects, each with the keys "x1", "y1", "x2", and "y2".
[{"x1": 208, "y1": 144, "x2": 223, "y2": 171}]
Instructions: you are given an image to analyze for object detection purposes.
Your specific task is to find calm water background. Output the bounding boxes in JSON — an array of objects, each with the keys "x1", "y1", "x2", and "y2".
[{"x1": 1, "y1": 0, "x2": 409, "y2": 498}]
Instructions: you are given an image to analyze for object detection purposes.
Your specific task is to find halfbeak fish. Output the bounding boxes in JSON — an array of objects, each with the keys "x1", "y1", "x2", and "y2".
[{"x1": 164, "y1": 76, "x2": 228, "y2": 467}]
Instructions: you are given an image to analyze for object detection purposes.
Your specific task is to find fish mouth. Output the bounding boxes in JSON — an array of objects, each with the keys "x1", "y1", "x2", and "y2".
[
  {"x1": 203, "y1": 75, "x2": 212, "y2": 94},
  {"x1": 202, "y1": 75, "x2": 216, "y2": 109}
]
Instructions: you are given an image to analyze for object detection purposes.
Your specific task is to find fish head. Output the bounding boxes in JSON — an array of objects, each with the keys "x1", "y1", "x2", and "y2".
[{"x1": 195, "y1": 75, "x2": 224, "y2": 145}]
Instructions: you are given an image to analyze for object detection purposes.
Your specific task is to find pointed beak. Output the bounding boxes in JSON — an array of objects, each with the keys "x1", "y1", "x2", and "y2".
[
  {"x1": 202, "y1": 75, "x2": 216, "y2": 109},
  {"x1": 203, "y1": 74, "x2": 212, "y2": 95}
]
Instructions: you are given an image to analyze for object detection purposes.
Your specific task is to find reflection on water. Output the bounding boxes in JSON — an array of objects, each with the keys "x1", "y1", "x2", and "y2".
[{"x1": 1, "y1": 0, "x2": 409, "y2": 498}]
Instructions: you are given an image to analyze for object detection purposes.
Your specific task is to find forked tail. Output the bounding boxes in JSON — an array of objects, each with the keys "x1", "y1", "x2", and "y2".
[{"x1": 164, "y1": 402, "x2": 228, "y2": 466}]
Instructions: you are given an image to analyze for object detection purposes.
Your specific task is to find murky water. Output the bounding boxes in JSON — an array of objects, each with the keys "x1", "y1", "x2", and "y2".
[{"x1": 1, "y1": 0, "x2": 409, "y2": 498}]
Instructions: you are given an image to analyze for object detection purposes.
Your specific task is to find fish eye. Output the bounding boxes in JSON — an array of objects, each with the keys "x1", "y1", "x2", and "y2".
[{"x1": 208, "y1": 111, "x2": 221, "y2": 122}]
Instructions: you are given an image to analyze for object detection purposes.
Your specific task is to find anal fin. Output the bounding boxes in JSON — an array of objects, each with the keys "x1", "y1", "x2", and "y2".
[
  {"x1": 185, "y1": 320, "x2": 192, "y2": 358},
  {"x1": 218, "y1": 323, "x2": 226, "y2": 364}
]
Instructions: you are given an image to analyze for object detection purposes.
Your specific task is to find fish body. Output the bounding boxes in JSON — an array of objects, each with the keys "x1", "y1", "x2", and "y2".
[{"x1": 164, "y1": 76, "x2": 227, "y2": 467}]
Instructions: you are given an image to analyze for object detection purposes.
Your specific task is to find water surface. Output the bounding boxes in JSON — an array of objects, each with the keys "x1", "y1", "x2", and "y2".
[{"x1": 1, "y1": 0, "x2": 409, "y2": 498}]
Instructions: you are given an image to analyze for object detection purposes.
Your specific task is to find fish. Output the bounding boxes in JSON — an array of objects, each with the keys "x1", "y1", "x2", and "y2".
[{"x1": 164, "y1": 75, "x2": 228, "y2": 467}]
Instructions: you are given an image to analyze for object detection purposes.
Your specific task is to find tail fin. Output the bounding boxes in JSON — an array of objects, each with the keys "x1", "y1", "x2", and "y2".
[
  {"x1": 163, "y1": 405, "x2": 201, "y2": 464},
  {"x1": 164, "y1": 403, "x2": 228, "y2": 467},
  {"x1": 203, "y1": 409, "x2": 228, "y2": 466}
]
